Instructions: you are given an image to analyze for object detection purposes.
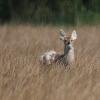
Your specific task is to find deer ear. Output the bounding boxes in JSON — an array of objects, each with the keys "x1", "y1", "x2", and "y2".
[
  {"x1": 71, "y1": 30, "x2": 77, "y2": 40},
  {"x1": 60, "y1": 36, "x2": 65, "y2": 40},
  {"x1": 59, "y1": 29, "x2": 66, "y2": 37},
  {"x1": 59, "y1": 29, "x2": 66, "y2": 40}
]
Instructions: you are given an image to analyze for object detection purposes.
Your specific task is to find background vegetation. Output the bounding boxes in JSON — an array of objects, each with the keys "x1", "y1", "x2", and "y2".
[
  {"x1": 0, "y1": 0, "x2": 100, "y2": 25},
  {"x1": 0, "y1": 1, "x2": 100, "y2": 100},
  {"x1": 0, "y1": 25, "x2": 100, "y2": 100}
]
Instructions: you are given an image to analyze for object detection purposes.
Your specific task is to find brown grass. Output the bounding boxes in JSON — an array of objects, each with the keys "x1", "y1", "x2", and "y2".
[{"x1": 0, "y1": 24, "x2": 100, "y2": 100}]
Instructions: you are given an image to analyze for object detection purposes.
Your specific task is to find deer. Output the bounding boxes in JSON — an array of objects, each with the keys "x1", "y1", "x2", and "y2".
[
  {"x1": 39, "y1": 29, "x2": 77, "y2": 66},
  {"x1": 55, "y1": 29, "x2": 77, "y2": 66}
]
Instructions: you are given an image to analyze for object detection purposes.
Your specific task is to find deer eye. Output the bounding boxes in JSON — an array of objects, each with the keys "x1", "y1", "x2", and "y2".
[{"x1": 71, "y1": 39, "x2": 73, "y2": 42}]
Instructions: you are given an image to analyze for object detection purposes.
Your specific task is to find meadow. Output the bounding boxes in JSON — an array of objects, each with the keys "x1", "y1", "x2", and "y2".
[{"x1": 0, "y1": 24, "x2": 100, "y2": 100}]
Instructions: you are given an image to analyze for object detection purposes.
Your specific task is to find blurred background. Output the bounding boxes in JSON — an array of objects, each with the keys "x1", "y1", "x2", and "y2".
[
  {"x1": 0, "y1": 1, "x2": 100, "y2": 100},
  {"x1": 0, "y1": 0, "x2": 100, "y2": 25}
]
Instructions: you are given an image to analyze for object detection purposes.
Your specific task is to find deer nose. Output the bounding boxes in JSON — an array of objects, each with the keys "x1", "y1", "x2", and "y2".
[
  {"x1": 67, "y1": 42, "x2": 72, "y2": 49},
  {"x1": 67, "y1": 42, "x2": 70, "y2": 45}
]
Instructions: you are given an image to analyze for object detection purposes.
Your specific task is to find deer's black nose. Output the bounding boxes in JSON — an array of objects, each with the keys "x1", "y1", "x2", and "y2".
[{"x1": 67, "y1": 42, "x2": 70, "y2": 45}]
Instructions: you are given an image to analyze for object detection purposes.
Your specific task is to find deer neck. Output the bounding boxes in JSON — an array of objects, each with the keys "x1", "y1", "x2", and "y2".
[{"x1": 64, "y1": 44, "x2": 75, "y2": 64}]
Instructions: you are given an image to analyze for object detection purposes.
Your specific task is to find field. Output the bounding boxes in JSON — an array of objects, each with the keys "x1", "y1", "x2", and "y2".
[{"x1": 0, "y1": 25, "x2": 100, "y2": 100}]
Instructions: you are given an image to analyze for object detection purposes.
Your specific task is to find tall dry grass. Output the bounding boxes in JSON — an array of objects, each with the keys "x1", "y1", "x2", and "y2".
[{"x1": 0, "y1": 24, "x2": 100, "y2": 100}]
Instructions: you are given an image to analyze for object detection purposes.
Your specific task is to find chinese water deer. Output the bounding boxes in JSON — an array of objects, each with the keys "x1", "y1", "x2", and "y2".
[
  {"x1": 55, "y1": 29, "x2": 77, "y2": 65},
  {"x1": 39, "y1": 29, "x2": 77, "y2": 66}
]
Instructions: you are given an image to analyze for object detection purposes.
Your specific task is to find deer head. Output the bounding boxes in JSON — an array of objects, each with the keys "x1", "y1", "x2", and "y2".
[
  {"x1": 59, "y1": 29, "x2": 77, "y2": 55},
  {"x1": 59, "y1": 29, "x2": 77, "y2": 45}
]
